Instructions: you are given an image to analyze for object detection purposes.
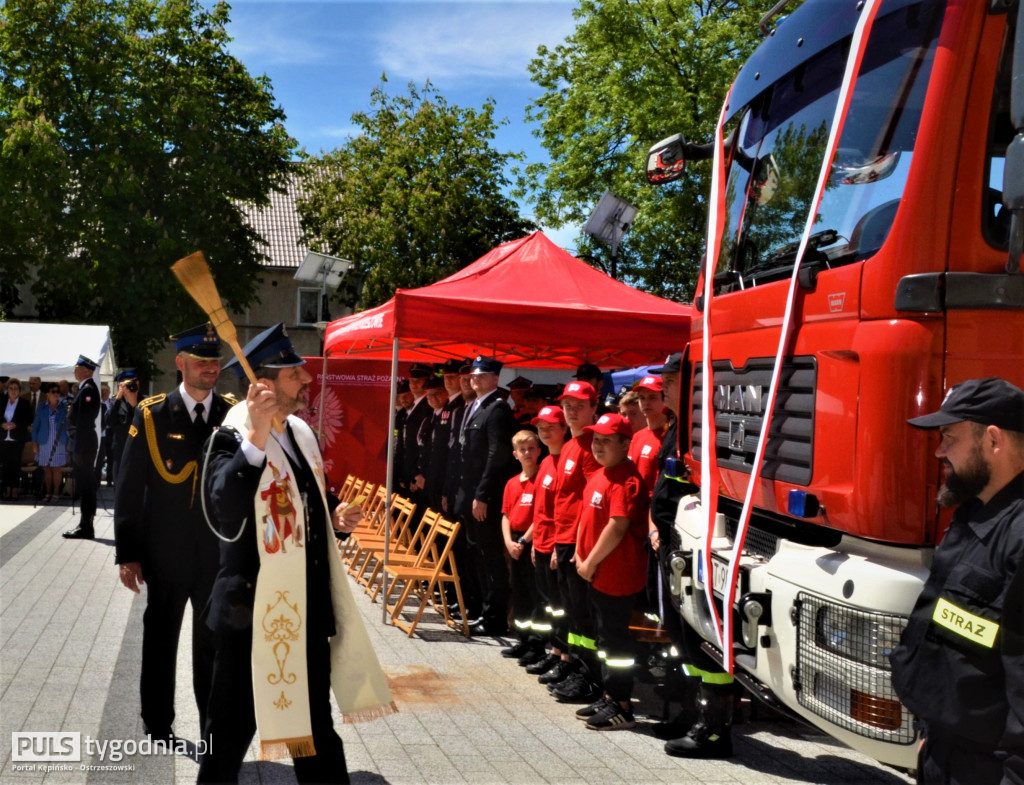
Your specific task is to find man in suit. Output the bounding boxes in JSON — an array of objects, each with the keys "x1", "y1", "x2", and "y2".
[
  {"x1": 63, "y1": 356, "x2": 103, "y2": 539},
  {"x1": 113, "y1": 324, "x2": 233, "y2": 741},
  {"x1": 401, "y1": 362, "x2": 435, "y2": 508},
  {"x1": 456, "y1": 355, "x2": 518, "y2": 636},
  {"x1": 22, "y1": 376, "x2": 42, "y2": 417},
  {"x1": 198, "y1": 323, "x2": 393, "y2": 784}
]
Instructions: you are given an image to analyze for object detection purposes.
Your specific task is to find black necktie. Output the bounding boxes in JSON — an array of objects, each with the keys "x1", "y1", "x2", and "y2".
[{"x1": 193, "y1": 402, "x2": 206, "y2": 439}]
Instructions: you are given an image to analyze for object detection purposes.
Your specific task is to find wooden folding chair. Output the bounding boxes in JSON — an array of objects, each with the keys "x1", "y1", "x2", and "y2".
[
  {"x1": 340, "y1": 485, "x2": 386, "y2": 563},
  {"x1": 383, "y1": 516, "x2": 470, "y2": 638},
  {"x1": 336, "y1": 474, "x2": 357, "y2": 504},
  {"x1": 364, "y1": 508, "x2": 442, "y2": 601},
  {"x1": 350, "y1": 495, "x2": 416, "y2": 585}
]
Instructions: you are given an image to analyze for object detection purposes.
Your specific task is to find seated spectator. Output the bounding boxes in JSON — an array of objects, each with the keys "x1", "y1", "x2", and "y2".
[{"x1": 32, "y1": 383, "x2": 70, "y2": 502}]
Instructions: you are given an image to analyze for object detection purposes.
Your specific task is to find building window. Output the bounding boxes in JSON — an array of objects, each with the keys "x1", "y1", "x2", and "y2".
[{"x1": 297, "y1": 288, "x2": 322, "y2": 326}]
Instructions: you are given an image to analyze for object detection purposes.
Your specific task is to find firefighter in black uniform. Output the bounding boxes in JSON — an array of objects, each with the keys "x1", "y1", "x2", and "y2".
[
  {"x1": 63, "y1": 355, "x2": 102, "y2": 540},
  {"x1": 891, "y1": 376, "x2": 1024, "y2": 785},
  {"x1": 113, "y1": 324, "x2": 233, "y2": 740}
]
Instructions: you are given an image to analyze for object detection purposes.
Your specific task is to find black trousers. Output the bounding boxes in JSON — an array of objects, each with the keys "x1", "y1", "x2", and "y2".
[
  {"x1": 917, "y1": 733, "x2": 1004, "y2": 785},
  {"x1": 533, "y1": 548, "x2": 564, "y2": 649},
  {"x1": 464, "y1": 512, "x2": 509, "y2": 630},
  {"x1": 508, "y1": 538, "x2": 539, "y2": 641},
  {"x1": 198, "y1": 628, "x2": 348, "y2": 784},
  {"x1": 588, "y1": 586, "x2": 639, "y2": 702},
  {"x1": 73, "y1": 449, "x2": 97, "y2": 526},
  {"x1": 555, "y1": 543, "x2": 597, "y2": 673},
  {"x1": 1, "y1": 439, "x2": 24, "y2": 493},
  {"x1": 140, "y1": 568, "x2": 215, "y2": 735}
]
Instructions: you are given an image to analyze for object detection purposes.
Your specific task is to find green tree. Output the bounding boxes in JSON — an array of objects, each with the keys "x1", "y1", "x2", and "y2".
[
  {"x1": 521, "y1": 0, "x2": 762, "y2": 300},
  {"x1": 298, "y1": 79, "x2": 535, "y2": 309},
  {"x1": 0, "y1": 0, "x2": 296, "y2": 376}
]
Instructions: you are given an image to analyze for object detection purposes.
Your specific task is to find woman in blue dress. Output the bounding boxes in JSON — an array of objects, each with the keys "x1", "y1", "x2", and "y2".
[{"x1": 32, "y1": 383, "x2": 70, "y2": 502}]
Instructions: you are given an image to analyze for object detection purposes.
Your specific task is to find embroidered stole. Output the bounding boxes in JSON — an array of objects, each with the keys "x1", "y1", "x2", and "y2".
[{"x1": 220, "y1": 404, "x2": 396, "y2": 761}]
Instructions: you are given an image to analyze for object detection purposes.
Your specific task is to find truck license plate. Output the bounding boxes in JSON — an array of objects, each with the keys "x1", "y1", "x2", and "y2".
[{"x1": 698, "y1": 551, "x2": 743, "y2": 601}]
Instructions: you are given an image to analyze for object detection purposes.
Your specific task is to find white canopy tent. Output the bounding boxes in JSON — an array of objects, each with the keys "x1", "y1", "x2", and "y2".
[{"x1": 0, "y1": 322, "x2": 118, "y2": 384}]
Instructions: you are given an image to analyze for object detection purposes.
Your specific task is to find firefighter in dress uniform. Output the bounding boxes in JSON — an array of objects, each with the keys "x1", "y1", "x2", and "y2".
[{"x1": 113, "y1": 324, "x2": 234, "y2": 740}]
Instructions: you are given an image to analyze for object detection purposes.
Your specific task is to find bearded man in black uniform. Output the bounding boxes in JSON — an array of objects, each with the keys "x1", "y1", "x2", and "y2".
[
  {"x1": 113, "y1": 324, "x2": 232, "y2": 741},
  {"x1": 63, "y1": 355, "x2": 103, "y2": 540},
  {"x1": 891, "y1": 377, "x2": 1024, "y2": 785}
]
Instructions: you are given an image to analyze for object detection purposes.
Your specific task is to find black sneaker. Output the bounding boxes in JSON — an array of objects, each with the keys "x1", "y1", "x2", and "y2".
[
  {"x1": 575, "y1": 696, "x2": 611, "y2": 721},
  {"x1": 539, "y1": 659, "x2": 575, "y2": 685},
  {"x1": 500, "y1": 640, "x2": 531, "y2": 659},
  {"x1": 553, "y1": 674, "x2": 602, "y2": 704},
  {"x1": 586, "y1": 702, "x2": 636, "y2": 731},
  {"x1": 517, "y1": 647, "x2": 546, "y2": 667},
  {"x1": 525, "y1": 653, "x2": 560, "y2": 675}
]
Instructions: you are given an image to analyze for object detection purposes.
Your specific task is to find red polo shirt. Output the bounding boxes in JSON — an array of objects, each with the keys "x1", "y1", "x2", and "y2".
[
  {"x1": 575, "y1": 460, "x2": 649, "y2": 596},
  {"x1": 531, "y1": 453, "x2": 560, "y2": 553},
  {"x1": 553, "y1": 431, "x2": 601, "y2": 545},
  {"x1": 502, "y1": 472, "x2": 536, "y2": 534},
  {"x1": 628, "y1": 423, "x2": 668, "y2": 498}
]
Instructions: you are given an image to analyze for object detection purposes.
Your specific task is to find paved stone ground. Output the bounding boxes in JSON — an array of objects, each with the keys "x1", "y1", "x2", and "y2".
[{"x1": 0, "y1": 491, "x2": 915, "y2": 785}]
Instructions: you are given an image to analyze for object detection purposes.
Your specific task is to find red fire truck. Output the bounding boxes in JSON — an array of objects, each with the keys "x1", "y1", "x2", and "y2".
[{"x1": 646, "y1": 0, "x2": 1023, "y2": 769}]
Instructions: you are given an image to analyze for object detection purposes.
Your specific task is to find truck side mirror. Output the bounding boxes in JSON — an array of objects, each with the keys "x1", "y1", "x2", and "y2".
[
  {"x1": 646, "y1": 133, "x2": 688, "y2": 184},
  {"x1": 1004, "y1": 5, "x2": 1024, "y2": 273}
]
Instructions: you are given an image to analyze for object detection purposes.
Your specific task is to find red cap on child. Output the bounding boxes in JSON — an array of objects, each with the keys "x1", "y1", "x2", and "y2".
[
  {"x1": 531, "y1": 406, "x2": 567, "y2": 425},
  {"x1": 635, "y1": 375, "x2": 663, "y2": 392},
  {"x1": 584, "y1": 413, "x2": 633, "y2": 438},
  {"x1": 557, "y1": 381, "x2": 597, "y2": 402}
]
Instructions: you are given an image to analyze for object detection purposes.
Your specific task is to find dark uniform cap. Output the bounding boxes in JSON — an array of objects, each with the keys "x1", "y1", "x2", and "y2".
[
  {"x1": 396, "y1": 378, "x2": 411, "y2": 394},
  {"x1": 170, "y1": 323, "x2": 222, "y2": 359},
  {"x1": 508, "y1": 376, "x2": 533, "y2": 390},
  {"x1": 907, "y1": 377, "x2": 1024, "y2": 433},
  {"x1": 223, "y1": 323, "x2": 304, "y2": 380},
  {"x1": 651, "y1": 352, "x2": 683, "y2": 374},
  {"x1": 75, "y1": 355, "x2": 99, "y2": 371},
  {"x1": 114, "y1": 368, "x2": 138, "y2": 383},
  {"x1": 409, "y1": 363, "x2": 436, "y2": 378},
  {"x1": 440, "y1": 358, "x2": 463, "y2": 375},
  {"x1": 471, "y1": 355, "x2": 502, "y2": 375},
  {"x1": 574, "y1": 362, "x2": 602, "y2": 380},
  {"x1": 423, "y1": 375, "x2": 445, "y2": 391}
]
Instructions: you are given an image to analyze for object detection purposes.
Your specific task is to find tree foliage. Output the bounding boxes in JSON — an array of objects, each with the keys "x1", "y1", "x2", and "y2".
[
  {"x1": 0, "y1": 0, "x2": 296, "y2": 375},
  {"x1": 298, "y1": 79, "x2": 535, "y2": 310},
  {"x1": 521, "y1": 0, "x2": 763, "y2": 301}
]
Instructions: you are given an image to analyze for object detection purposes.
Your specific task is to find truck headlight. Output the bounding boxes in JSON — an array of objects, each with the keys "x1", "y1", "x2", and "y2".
[{"x1": 815, "y1": 603, "x2": 902, "y2": 670}]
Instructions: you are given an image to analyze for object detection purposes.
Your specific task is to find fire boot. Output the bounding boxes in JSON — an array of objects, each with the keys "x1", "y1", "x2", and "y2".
[{"x1": 663, "y1": 682, "x2": 734, "y2": 759}]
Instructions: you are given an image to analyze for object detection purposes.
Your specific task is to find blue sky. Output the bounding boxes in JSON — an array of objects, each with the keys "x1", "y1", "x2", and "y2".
[{"x1": 218, "y1": 0, "x2": 581, "y2": 249}]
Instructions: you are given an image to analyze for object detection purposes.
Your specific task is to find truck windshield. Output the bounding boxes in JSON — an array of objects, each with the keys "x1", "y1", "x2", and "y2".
[{"x1": 716, "y1": 0, "x2": 946, "y2": 290}]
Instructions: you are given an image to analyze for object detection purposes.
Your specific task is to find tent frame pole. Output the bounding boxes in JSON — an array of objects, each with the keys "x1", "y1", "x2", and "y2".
[{"x1": 382, "y1": 338, "x2": 399, "y2": 624}]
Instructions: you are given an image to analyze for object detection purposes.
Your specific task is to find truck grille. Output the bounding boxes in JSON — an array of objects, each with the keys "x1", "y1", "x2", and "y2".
[
  {"x1": 794, "y1": 593, "x2": 916, "y2": 744},
  {"x1": 691, "y1": 357, "x2": 816, "y2": 486},
  {"x1": 724, "y1": 518, "x2": 780, "y2": 562}
]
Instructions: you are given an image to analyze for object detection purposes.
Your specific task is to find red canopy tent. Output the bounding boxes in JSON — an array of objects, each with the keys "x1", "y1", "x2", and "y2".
[
  {"x1": 321, "y1": 232, "x2": 692, "y2": 616},
  {"x1": 323, "y1": 231, "x2": 691, "y2": 367}
]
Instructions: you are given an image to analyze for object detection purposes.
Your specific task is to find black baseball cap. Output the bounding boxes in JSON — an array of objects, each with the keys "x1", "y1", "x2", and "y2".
[
  {"x1": 908, "y1": 377, "x2": 1024, "y2": 432},
  {"x1": 651, "y1": 352, "x2": 683, "y2": 375}
]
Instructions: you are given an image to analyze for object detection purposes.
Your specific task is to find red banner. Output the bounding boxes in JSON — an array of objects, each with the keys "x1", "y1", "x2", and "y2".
[{"x1": 297, "y1": 356, "x2": 409, "y2": 497}]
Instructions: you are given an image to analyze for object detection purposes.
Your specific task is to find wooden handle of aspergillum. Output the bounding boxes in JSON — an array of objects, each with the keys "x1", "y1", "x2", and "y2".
[{"x1": 171, "y1": 252, "x2": 284, "y2": 432}]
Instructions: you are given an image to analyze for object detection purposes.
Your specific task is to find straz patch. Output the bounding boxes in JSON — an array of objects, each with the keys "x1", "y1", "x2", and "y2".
[{"x1": 932, "y1": 597, "x2": 998, "y2": 648}]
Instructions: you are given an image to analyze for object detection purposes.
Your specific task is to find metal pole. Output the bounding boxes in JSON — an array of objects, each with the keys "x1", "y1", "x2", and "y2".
[{"x1": 382, "y1": 337, "x2": 399, "y2": 624}]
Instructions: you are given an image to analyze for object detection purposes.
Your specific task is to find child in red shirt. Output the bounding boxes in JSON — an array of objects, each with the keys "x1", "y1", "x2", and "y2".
[
  {"x1": 573, "y1": 413, "x2": 649, "y2": 730},
  {"x1": 528, "y1": 406, "x2": 571, "y2": 681},
  {"x1": 550, "y1": 381, "x2": 603, "y2": 703},
  {"x1": 500, "y1": 430, "x2": 543, "y2": 661}
]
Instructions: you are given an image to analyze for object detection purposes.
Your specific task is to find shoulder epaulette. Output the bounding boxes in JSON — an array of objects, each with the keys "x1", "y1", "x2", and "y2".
[{"x1": 139, "y1": 393, "x2": 166, "y2": 409}]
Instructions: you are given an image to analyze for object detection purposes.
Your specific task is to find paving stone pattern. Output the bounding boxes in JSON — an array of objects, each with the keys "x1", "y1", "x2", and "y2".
[{"x1": 0, "y1": 492, "x2": 914, "y2": 785}]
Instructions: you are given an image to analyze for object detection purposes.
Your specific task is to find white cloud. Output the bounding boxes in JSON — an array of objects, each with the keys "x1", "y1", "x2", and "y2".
[{"x1": 373, "y1": 4, "x2": 576, "y2": 83}]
